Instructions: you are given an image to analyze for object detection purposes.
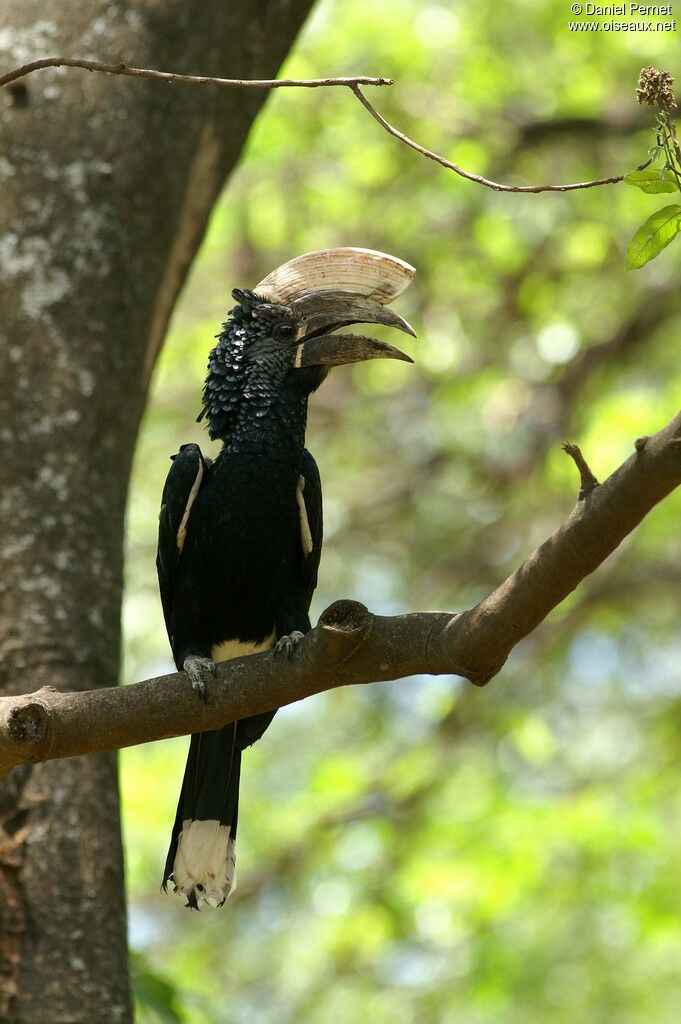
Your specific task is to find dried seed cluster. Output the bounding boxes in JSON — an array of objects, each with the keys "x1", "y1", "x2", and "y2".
[{"x1": 636, "y1": 67, "x2": 676, "y2": 111}]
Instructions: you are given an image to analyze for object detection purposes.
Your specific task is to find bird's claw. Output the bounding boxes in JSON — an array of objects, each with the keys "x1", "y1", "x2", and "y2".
[
  {"x1": 274, "y1": 631, "x2": 305, "y2": 659},
  {"x1": 183, "y1": 656, "x2": 216, "y2": 700}
]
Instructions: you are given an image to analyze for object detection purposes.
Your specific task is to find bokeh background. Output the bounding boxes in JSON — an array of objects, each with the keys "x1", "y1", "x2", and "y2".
[{"x1": 121, "y1": 2, "x2": 681, "y2": 1021}]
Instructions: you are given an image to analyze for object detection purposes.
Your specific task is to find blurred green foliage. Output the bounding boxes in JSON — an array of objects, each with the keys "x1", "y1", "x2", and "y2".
[{"x1": 121, "y1": 2, "x2": 681, "y2": 1021}]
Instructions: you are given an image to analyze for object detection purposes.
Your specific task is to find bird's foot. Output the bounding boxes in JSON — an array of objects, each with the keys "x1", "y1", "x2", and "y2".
[
  {"x1": 183, "y1": 656, "x2": 216, "y2": 700},
  {"x1": 274, "y1": 631, "x2": 305, "y2": 659}
]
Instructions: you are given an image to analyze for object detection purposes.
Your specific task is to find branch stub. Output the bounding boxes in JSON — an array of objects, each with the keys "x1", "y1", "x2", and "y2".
[
  {"x1": 7, "y1": 702, "x2": 49, "y2": 746},
  {"x1": 318, "y1": 600, "x2": 370, "y2": 633},
  {"x1": 562, "y1": 442, "x2": 600, "y2": 499}
]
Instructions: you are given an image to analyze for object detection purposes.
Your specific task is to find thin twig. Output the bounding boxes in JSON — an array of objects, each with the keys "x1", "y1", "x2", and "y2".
[
  {"x1": 0, "y1": 57, "x2": 392, "y2": 90},
  {"x1": 669, "y1": 119, "x2": 681, "y2": 169},
  {"x1": 351, "y1": 84, "x2": 651, "y2": 193},
  {"x1": 658, "y1": 112, "x2": 681, "y2": 191},
  {"x1": 0, "y1": 57, "x2": 655, "y2": 194}
]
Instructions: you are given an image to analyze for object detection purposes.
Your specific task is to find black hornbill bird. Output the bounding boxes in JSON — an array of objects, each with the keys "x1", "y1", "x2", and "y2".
[{"x1": 156, "y1": 247, "x2": 415, "y2": 909}]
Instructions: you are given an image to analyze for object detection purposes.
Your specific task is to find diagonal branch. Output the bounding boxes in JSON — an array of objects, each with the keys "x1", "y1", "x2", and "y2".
[{"x1": 0, "y1": 411, "x2": 678, "y2": 778}]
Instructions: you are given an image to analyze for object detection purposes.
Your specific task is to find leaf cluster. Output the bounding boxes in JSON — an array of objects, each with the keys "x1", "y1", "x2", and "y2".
[{"x1": 625, "y1": 74, "x2": 681, "y2": 269}]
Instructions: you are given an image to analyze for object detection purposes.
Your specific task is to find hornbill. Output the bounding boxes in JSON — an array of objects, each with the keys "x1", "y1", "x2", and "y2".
[{"x1": 157, "y1": 247, "x2": 415, "y2": 909}]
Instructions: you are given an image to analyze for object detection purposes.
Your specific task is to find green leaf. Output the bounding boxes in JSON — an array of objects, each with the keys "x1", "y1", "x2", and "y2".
[
  {"x1": 624, "y1": 168, "x2": 680, "y2": 194},
  {"x1": 626, "y1": 205, "x2": 681, "y2": 270}
]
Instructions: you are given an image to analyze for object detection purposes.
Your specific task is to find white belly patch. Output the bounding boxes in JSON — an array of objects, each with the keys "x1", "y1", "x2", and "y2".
[{"x1": 211, "y1": 631, "x2": 276, "y2": 663}]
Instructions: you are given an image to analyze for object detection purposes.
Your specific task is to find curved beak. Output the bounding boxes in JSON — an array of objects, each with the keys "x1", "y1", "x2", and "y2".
[
  {"x1": 294, "y1": 333, "x2": 413, "y2": 369},
  {"x1": 292, "y1": 289, "x2": 416, "y2": 340},
  {"x1": 290, "y1": 289, "x2": 415, "y2": 368}
]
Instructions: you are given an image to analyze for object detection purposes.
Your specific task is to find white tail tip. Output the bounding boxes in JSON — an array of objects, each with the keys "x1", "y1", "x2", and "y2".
[{"x1": 172, "y1": 819, "x2": 236, "y2": 910}]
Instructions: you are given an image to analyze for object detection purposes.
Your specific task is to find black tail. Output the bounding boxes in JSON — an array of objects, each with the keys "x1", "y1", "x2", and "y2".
[
  {"x1": 163, "y1": 709, "x2": 276, "y2": 909},
  {"x1": 163, "y1": 723, "x2": 241, "y2": 910}
]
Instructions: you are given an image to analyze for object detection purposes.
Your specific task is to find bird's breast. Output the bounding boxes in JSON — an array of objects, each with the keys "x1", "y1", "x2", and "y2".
[{"x1": 181, "y1": 454, "x2": 302, "y2": 642}]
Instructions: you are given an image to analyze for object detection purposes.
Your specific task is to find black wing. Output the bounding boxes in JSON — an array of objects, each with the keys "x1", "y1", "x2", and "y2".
[
  {"x1": 156, "y1": 443, "x2": 211, "y2": 643},
  {"x1": 298, "y1": 448, "x2": 323, "y2": 613}
]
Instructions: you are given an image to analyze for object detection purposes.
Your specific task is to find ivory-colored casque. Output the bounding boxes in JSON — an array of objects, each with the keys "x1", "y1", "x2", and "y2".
[{"x1": 254, "y1": 247, "x2": 415, "y2": 305}]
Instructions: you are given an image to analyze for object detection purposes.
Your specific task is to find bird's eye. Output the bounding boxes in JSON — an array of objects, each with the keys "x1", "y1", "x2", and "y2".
[{"x1": 273, "y1": 322, "x2": 296, "y2": 343}]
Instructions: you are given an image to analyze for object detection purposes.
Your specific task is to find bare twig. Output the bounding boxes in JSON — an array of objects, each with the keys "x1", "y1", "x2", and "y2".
[
  {"x1": 350, "y1": 85, "x2": 650, "y2": 193},
  {"x1": 0, "y1": 411, "x2": 679, "y2": 778},
  {"x1": 0, "y1": 57, "x2": 392, "y2": 91},
  {"x1": 0, "y1": 57, "x2": 654, "y2": 194}
]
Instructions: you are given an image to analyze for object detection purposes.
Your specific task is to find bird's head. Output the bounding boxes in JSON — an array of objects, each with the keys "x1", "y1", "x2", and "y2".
[{"x1": 199, "y1": 248, "x2": 416, "y2": 439}]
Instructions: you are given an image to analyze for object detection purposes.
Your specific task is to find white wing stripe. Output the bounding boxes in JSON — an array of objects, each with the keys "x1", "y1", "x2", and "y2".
[
  {"x1": 176, "y1": 459, "x2": 204, "y2": 552},
  {"x1": 296, "y1": 474, "x2": 314, "y2": 556}
]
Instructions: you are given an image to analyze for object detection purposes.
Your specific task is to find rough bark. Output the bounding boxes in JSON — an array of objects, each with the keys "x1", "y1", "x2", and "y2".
[
  {"x1": 0, "y1": 1, "x2": 313, "y2": 1021},
  {"x1": 0, "y1": 412, "x2": 678, "y2": 774}
]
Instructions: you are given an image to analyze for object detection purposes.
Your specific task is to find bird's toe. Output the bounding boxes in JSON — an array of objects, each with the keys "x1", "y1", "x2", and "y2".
[
  {"x1": 274, "y1": 631, "x2": 305, "y2": 658},
  {"x1": 183, "y1": 656, "x2": 216, "y2": 700}
]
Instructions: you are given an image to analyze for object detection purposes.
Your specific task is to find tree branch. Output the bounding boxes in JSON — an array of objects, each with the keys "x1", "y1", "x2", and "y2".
[
  {"x1": 0, "y1": 57, "x2": 392, "y2": 90},
  {"x1": 0, "y1": 57, "x2": 655, "y2": 194},
  {"x1": 350, "y1": 85, "x2": 650, "y2": 193},
  {"x1": 0, "y1": 411, "x2": 679, "y2": 778}
]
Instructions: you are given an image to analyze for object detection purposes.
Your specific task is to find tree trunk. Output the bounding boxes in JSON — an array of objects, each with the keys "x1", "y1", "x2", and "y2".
[{"x1": 0, "y1": 2, "x2": 313, "y2": 1020}]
